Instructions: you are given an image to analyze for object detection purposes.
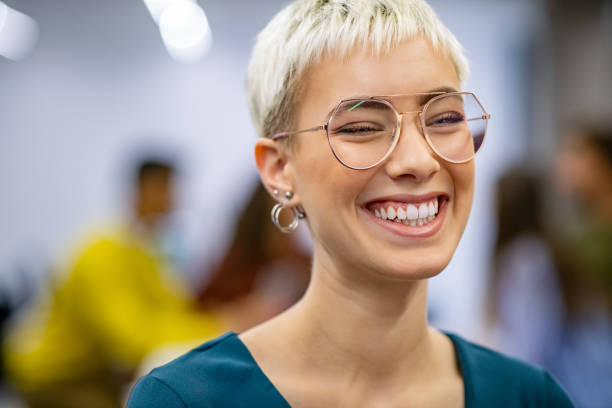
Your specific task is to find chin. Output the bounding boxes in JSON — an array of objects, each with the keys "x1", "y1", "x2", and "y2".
[
  {"x1": 367, "y1": 248, "x2": 454, "y2": 282},
  {"x1": 391, "y1": 260, "x2": 449, "y2": 281}
]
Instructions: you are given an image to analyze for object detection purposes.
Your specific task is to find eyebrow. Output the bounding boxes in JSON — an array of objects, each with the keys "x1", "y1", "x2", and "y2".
[
  {"x1": 415, "y1": 86, "x2": 458, "y2": 106},
  {"x1": 323, "y1": 86, "x2": 460, "y2": 118}
]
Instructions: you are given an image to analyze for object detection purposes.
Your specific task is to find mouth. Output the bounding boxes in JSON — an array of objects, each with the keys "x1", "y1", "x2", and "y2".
[{"x1": 361, "y1": 193, "x2": 449, "y2": 238}]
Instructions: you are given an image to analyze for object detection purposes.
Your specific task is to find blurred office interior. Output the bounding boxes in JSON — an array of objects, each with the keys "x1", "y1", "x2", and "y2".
[{"x1": 0, "y1": 0, "x2": 611, "y2": 407}]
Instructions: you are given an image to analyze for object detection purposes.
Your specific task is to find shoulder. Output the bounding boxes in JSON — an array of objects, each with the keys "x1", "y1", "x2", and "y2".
[
  {"x1": 127, "y1": 375, "x2": 188, "y2": 408},
  {"x1": 446, "y1": 333, "x2": 574, "y2": 407},
  {"x1": 127, "y1": 332, "x2": 238, "y2": 408},
  {"x1": 127, "y1": 332, "x2": 286, "y2": 408},
  {"x1": 68, "y1": 228, "x2": 128, "y2": 269},
  {"x1": 67, "y1": 226, "x2": 160, "y2": 281}
]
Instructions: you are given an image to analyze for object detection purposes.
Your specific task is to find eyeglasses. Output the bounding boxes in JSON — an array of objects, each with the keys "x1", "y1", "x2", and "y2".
[{"x1": 271, "y1": 92, "x2": 490, "y2": 170}]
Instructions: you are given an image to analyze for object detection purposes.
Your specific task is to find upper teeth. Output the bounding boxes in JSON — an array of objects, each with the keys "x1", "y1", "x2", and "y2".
[{"x1": 372, "y1": 199, "x2": 439, "y2": 225}]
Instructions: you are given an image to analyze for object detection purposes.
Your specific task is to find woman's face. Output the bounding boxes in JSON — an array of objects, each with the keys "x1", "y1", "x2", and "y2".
[
  {"x1": 556, "y1": 135, "x2": 612, "y2": 205},
  {"x1": 282, "y1": 37, "x2": 475, "y2": 281}
]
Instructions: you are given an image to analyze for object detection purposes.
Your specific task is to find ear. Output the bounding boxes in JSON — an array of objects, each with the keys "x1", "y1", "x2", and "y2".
[{"x1": 254, "y1": 138, "x2": 300, "y2": 206}]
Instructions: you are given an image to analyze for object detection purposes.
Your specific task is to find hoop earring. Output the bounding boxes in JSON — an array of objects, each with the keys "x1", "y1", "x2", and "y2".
[{"x1": 271, "y1": 203, "x2": 305, "y2": 233}]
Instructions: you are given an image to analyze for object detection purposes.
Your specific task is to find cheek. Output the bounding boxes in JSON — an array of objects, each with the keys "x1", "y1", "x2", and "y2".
[
  {"x1": 294, "y1": 158, "x2": 352, "y2": 214},
  {"x1": 290, "y1": 144, "x2": 336, "y2": 220},
  {"x1": 290, "y1": 144, "x2": 369, "y2": 238},
  {"x1": 292, "y1": 133, "x2": 342, "y2": 194}
]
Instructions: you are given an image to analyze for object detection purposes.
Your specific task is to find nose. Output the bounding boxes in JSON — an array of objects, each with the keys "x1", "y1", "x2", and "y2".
[{"x1": 383, "y1": 114, "x2": 440, "y2": 181}]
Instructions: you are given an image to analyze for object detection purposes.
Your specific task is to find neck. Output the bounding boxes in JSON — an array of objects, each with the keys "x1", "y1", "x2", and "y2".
[{"x1": 278, "y1": 246, "x2": 433, "y2": 382}]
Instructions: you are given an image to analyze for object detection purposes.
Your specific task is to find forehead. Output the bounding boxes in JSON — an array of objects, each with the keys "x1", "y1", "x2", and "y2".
[{"x1": 297, "y1": 37, "x2": 460, "y2": 121}]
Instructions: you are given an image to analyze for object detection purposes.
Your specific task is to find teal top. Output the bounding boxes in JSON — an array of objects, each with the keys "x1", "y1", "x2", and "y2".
[{"x1": 127, "y1": 331, "x2": 573, "y2": 408}]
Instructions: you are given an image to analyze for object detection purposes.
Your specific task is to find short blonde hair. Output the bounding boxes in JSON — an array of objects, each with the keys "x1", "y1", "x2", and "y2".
[{"x1": 246, "y1": 0, "x2": 469, "y2": 139}]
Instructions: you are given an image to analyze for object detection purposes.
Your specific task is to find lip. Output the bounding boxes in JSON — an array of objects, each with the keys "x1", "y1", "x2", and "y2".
[
  {"x1": 363, "y1": 192, "x2": 447, "y2": 204},
  {"x1": 360, "y1": 193, "x2": 449, "y2": 239}
]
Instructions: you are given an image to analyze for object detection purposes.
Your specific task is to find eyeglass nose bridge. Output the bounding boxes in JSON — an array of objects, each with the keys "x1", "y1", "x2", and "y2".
[
  {"x1": 391, "y1": 109, "x2": 429, "y2": 151},
  {"x1": 378, "y1": 108, "x2": 436, "y2": 167},
  {"x1": 396, "y1": 108, "x2": 426, "y2": 132},
  {"x1": 373, "y1": 109, "x2": 430, "y2": 169}
]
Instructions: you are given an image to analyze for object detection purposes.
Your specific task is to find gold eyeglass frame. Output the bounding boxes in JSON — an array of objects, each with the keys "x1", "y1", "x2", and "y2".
[{"x1": 271, "y1": 91, "x2": 491, "y2": 170}]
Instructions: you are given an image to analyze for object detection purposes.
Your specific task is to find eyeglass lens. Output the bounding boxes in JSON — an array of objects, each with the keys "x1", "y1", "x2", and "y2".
[{"x1": 327, "y1": 93, "x2": 487, "y2": 169}]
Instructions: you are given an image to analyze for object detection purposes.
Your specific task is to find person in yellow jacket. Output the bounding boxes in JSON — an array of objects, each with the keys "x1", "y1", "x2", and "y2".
[{"x1": 3, "y1": 159, "x2": 225, "y2": 408}]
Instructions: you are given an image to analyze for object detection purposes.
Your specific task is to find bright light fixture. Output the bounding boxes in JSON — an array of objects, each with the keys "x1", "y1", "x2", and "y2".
[
  {"x1": 0, "y1": 1, "x2": 39, "y2": 61},
  {"x1": 143, "y1": 0, "x2": 195, "y2": 24},
  {"x1": 143, "y1": 0, "x2": 211, "y2": 63}
]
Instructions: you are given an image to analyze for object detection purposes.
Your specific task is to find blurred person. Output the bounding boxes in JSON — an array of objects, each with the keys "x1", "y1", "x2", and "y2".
[
  {"x1": 197, "y1": 183, "x2": 310, "y2": 330},
  {"x1": 2, "y1": 158, "x2": 225, "y2": 408},
  {"x1": 550, "y1": 124, "x2": 612, "y2": 407},
  {"x1": 555, "y1": 124, "x2": 612, "y2": 312},
  {"x1": 128, "y1": 1, "x2": 572, "y2": 407},
  {"x1": 484, "y1": 169, "x2": 565, "y2": 366}
]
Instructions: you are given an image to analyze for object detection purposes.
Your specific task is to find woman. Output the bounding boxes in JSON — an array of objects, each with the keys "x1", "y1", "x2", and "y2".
[
  {"x1": 485, "y1": 169, "x2": 564, "y2": 367},
  {"x1": 197, "y1": 183, "x2": 310, "y2": 331},
  {"x1": 128, "y1": 1, "x2": 573, "y2": 406},
  {"x1": 551, "y1": 124, "x2": 612, "y2": 407}
]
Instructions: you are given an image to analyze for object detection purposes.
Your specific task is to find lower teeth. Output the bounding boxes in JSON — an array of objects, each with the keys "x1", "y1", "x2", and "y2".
[
  {"x1": 396, "y1": 215, "x2": 436, "y2": 225},
  {"x1": 372, "y1": 208, "x2": 439, "y2": 226}
]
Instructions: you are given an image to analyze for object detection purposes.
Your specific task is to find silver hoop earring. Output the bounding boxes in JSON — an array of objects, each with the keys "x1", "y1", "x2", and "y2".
[{"x1": 271, "y1": 203, "x2": 305, "y2": 233}]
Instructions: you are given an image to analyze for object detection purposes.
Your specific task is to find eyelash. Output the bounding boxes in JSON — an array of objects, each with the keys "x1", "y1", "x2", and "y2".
[
  {"x1": 428, "y1": 112, "x2": 464, "y2": 126},
  {"x1": 337, "y1": 122, "x2": 384, "y2": 133},
  {"x1": 340, "y1": 126, "x2": 378, "y2": 133}
]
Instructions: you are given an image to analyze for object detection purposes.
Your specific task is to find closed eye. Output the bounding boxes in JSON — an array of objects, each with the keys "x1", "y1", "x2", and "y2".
[
  {"x1": 426, "y1": 112, "x2": 465, "y2": 127},
  {"x1": 333, "y1": 122, "x2": 386, "y2": 134}
]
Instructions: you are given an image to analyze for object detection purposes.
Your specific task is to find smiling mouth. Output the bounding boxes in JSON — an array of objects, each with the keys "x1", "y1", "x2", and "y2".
[{"x1": 365, "y1": 195, "x2": 448, "y2": 227}]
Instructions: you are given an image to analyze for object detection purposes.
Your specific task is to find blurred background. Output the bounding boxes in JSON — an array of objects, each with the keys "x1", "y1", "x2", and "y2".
[{"x1": 0, "y1": 0, "x2": 611, "y2": 407}]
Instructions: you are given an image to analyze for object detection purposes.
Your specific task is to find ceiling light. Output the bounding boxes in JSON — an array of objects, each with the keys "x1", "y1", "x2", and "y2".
[{"x1": 0, "y1": 1, "x2": 39, "y2": 61}]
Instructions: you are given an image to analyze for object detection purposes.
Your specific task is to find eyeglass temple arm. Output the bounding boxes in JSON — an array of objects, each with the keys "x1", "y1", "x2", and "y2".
[
  {"x1": 466, "y1": 114, "x2": 491, "y2": 122},
  {"x1": 271, "y1": 125, "x2": 325, "y2": 140}
]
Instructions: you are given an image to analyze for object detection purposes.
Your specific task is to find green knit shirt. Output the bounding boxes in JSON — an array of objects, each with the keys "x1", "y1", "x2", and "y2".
[{"x1": 128, "y1": 331, "x2": 573, "y2": 407}]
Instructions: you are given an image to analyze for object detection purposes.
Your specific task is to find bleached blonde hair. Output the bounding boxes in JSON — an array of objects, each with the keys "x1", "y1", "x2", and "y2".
[{"x1": 246, "y1": 0, "x2": 469, "y2": 140}]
